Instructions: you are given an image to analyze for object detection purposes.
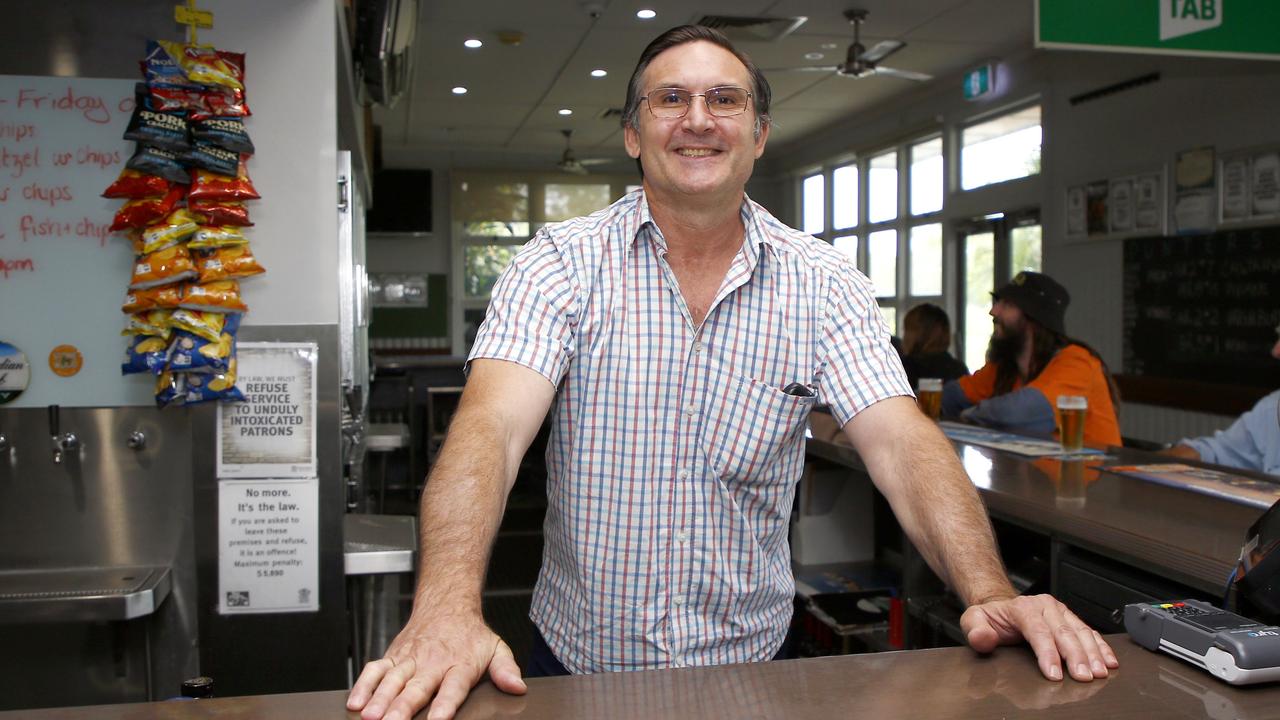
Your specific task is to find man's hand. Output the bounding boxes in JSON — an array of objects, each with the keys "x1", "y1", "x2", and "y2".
[
  {"x1": 346, "y1": 611, "x2": 527, "y2": 720},
  {"x1": 961, "y1": 594, "x2": 1118, "y2": 682}
]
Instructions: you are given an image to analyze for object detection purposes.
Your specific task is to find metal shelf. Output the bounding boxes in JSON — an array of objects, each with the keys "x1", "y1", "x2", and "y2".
[{"x1": 0, "y1": 565, "x2": 172, "y2": 623}]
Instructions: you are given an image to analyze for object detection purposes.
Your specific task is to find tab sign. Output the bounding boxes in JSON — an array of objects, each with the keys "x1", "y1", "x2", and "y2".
[{"x1": 1160, "y1": 0, "x2": 1223, "y2": 41}]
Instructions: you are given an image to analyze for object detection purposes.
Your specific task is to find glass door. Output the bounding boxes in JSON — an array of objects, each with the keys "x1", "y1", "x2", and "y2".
[{"x1": 956, "y1": 210, "x2": 1041, "y2": 372}]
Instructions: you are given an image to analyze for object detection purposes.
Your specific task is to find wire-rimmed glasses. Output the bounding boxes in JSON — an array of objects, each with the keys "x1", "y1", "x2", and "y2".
[{"x1": 641, "y1": 86, "x2": 752, "y2": 119}]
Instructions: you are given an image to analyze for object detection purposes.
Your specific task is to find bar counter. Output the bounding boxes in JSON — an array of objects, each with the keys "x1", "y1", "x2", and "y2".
[
  {"x1": 805, "y1": 410, "x2": 1267, "y2": 595},
  {"x1": 8, "y1": 636, "x2": 1280, "y2": 719}
]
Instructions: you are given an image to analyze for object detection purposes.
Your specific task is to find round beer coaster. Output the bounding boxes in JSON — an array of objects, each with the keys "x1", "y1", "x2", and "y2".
[
  {"x1": 0, "y1": 341, "x2": 31, "y2": 404},
  {"x1": 49, "y1": 344, "x2": 84, "y2": 377}
]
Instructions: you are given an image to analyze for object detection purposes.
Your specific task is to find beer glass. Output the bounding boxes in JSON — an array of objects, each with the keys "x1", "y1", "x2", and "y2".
[
  {"x1": 917, "y1": 378, "x2": 943, "y2": 420},
  {"x1": 1056, "y1": 395, "x2": 1088, "y2": 451}
]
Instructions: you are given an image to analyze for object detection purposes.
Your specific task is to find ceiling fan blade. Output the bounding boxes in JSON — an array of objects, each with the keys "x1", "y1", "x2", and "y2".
[
  {"x1": 761, "y1": 65, "x2": 840, "y2": 73},
  {"x1": 859, "y1": 39, "x2": 904, "y2": 64},
  {"x1": 580, "y1": 158, "x2": 613, "y2": 166},
  {"x1": 872, "y1": 65, "x2": 933, "y2": 82},
  {"x1": 557, "y1": 161, "x2": 589, "y2": 175}
]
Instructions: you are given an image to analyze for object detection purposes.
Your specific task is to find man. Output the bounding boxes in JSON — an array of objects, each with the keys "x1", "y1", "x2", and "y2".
[
  {"x1": 1166, "y1": 328, "x2": 1280, "y2": 475},
  {"x1": 942, "y1": 271, "x2": 1122, "y2": 448},
  {"x1": 348, "y1": 27, "x2": 1116, "y2": 720}
]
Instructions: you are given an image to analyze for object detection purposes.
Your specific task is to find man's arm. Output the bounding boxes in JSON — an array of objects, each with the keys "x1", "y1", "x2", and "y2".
[
  {"x1": 347, "y1": 359, "x2": 556, "y2": 720},
  {"x1": 842, "y1": 396, "x2": 1118, "y2": 682}
]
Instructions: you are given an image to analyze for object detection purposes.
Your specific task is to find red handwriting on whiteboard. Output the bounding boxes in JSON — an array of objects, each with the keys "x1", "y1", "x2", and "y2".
[
  {"x1": 15, "y1": 87, "x2": 111, "y2": 124},
  {"x1": 0, "y1": 123, "x2": 37, "y2": 143},
  {"x1": 0, "y1": 146, "x2": 39, "y2": 179},
  {"x1": 0, "y1": 258, "x2": 36, "y2": 279},
  {"x1": 19, "y1": 215, "x2": 113, "y2": 247},
  {"x1": 21, "y1": 183, "x2": 73, "y2": 208},
  {"x1": 48, "y1": 146, "x2": 121, "y2": 170}
]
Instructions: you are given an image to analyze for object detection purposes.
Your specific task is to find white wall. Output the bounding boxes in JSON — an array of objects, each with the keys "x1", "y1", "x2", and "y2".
[{"x1": 203, "y1": 0, "x2": 339, "y2": 326}]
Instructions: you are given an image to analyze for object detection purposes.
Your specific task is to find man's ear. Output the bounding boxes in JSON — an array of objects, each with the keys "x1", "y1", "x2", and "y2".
[
  {"x1": 623, "y1": 122, "x2": 641, "y2": 159},
  {"x1": 753, "y1": 120, "x2": 770, "y2": 159}
]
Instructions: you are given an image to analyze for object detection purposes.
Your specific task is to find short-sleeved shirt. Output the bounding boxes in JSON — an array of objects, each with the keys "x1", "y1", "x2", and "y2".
[
  {"x1": 1181, "y1": 390, "x2": 1280, "y2": 476},
  {"x1": 468, "y1": 190, "x2": 911, "y2": 673},
  {"x1": 956, "y1": 344, "x2": 1122, "y2": 447}
]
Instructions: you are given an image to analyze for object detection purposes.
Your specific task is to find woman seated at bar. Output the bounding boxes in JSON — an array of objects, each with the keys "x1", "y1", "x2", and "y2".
[
  {"x1": 1166, "y1": 330, "x2": 1280, "y2": 476},
  {"x1": 941, "y1": 271, "x2": 1121, "y2": 447},
  {"x1": 899, "y1": 302, "x2": 968, "y2": 389}
]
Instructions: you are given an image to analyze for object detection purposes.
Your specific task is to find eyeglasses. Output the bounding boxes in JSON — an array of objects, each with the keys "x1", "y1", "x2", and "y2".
[{"x1": 641, "y1": 86, "x2": 752, "y2": 119}]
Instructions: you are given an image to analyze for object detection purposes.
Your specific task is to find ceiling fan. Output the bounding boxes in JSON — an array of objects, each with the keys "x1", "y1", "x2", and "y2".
[
  {"x1": 768, "y1": 8, "x2": 932, "y2": 82},
  {"x1": 556, "y1": 129, "x2": 612, "y2": 175}
]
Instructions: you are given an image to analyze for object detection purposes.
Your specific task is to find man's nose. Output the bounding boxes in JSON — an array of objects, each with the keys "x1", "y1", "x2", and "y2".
[{"x1": 682, "y1": 96, "x2": 715, "y2": 131}]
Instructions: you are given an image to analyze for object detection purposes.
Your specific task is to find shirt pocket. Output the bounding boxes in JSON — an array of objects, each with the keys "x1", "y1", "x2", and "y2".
[{"x1": 702, "y1": 375, "x2": 815, "y2": 483}]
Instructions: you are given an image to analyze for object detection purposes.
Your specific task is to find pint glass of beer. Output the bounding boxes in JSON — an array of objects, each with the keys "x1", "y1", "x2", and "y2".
[
  {"x1": 917, "y1": 378, "x2": 943, "y2": 420},
  {"x1": 1056, "y1": 395, "x2": 1088, "y2": 451}
]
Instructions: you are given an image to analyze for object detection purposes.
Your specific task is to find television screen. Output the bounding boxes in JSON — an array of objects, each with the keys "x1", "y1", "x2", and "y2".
[{"x1": 367, "y1": 168, "x2": 432, "y2": 233}]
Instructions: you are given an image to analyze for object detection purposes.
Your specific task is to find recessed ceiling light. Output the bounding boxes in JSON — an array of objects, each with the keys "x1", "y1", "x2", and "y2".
[
  {"x1": 591, "y1": 68, "x2": 607, "y2": 78},
  {"x1": 464, "y1": 38, "x2": 483, "y2": 49},
  {"x1": 821, "y1": 42, "x2": 839, "y2": 50},
  {"x1": 558, "y1": 108, "x2": 573, "y2": 116},
  {"x1": 804, "y1": 52, "x2": 824, "y2": 60},
  {"x1": 452, "y1": 86, "x2": 468, "y2": 95},
  {"x1": 636, "y1": 9, "x2": 656, "y2": 20}
]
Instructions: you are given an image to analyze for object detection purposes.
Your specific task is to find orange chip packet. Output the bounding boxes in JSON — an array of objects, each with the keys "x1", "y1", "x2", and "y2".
[
  {"x1": 188, "y1": 158, "x2": 260, "y2": 201},
  {"x1": 129, "y1": 245, "x2": 197, "y2": 290},
  {"x1": 180, "y1": 280, "x2": 248, "y2": 313},
  {"x1": 196, "y1": 245, "x2": 265, "y2": 283},
  {"x1": 188, "y1": 225, "x2": 250, "y2": 249},
  {"x1": 171, "y1": 308, "x2": 231, "y2": 343},
  {"x1": 122, "y1": 285, "x2": 183, "y2": 313},
  {"x1": 122, "y1": 309, "x2": 173, "y2": 339}
]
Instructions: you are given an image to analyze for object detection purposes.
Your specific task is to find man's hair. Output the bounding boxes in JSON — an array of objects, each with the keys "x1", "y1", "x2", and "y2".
[
  {"x1": 902, "y1": 303, "x2": 952, "y2": 356},
  {"x1": 992, "y1": 319, "x2": 1121, "y2": 411},
  {"x1": 622, "y1": 25, "x2": 773, "y2": 140}
]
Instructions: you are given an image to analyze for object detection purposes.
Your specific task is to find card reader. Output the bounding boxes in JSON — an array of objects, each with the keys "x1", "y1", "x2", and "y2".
[{"x1": 1124, "y1": 600, "x2": 1280, "y2": 685}]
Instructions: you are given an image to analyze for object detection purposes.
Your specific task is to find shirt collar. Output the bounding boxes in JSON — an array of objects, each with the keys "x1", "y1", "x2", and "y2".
[{"x1": 630, "y1": 190, "x2": 778, "y2": 258}]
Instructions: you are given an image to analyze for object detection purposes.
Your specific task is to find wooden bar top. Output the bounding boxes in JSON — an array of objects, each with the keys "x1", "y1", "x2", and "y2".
[{"x1": 8, "y1": 636, "x2": 1280, "y2": 719}]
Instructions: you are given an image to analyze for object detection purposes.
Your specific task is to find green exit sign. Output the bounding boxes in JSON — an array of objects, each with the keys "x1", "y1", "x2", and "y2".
[
  {"x1": 1036, "y1": 1, "x2": 1280, "y2": 60},
  {"x1": 963, "y1": 64, "x2": 995, "y2": 100}
]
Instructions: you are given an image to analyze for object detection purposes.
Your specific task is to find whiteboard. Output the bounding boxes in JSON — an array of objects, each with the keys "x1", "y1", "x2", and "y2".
[{"x1": 0, "y1": 75, "x2": 154, "y2": 407}]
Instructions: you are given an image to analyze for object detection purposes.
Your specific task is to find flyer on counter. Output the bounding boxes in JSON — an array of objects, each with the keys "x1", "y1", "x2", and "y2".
[
  {"x1": 217, "y1": 477, "x2": 319, "y2": 614},
  {"x1": 217, "y1": 342, "x2": 318, "y2": 478},
  {"x1": 939, "y1": 421, "x2": 1107, "y2": 459},
  {"x1": 1099, "y1": 463, "x2": 1280, "y2": 510}
]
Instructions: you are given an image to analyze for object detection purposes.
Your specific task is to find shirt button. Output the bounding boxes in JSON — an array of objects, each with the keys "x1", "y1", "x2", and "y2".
[
  {"x1": 676, "y1": 469, "x2": 690, "y2": 481},
  {"x1": 673, "y1": 596, "x2": 686, "y2": 606},
  {"x1": 692, "y1": 341, "x2": 704, "y2": 354},
  {"x1": 684, "y1": 406, "x2": 698, "y2": 417},
  {"x1": 675, "y1": 530, "x2": 688, "y2": 543}
]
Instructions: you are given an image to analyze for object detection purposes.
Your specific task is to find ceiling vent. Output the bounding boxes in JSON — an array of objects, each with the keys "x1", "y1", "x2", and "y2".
[{"x1": 692, "y1": 15, "x2": 807, "y2": 42}]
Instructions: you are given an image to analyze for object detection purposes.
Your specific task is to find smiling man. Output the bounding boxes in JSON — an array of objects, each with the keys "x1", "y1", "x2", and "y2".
[{"x1": 347, "y1": 26, "x2": 1116, "y2": 720}]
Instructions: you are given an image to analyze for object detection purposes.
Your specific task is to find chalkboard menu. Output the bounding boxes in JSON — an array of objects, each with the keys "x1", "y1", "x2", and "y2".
[{"x1": 1123, "y1": 227, "x2": 1280, "y2": 389}]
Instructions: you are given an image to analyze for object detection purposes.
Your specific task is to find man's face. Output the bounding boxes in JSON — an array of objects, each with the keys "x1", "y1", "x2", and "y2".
[
  {"x1": 1272, "y1": 336, "x2": 1280, "y2": 361},
  {"x1": 990, "y1": 298, "x2": 1027, "y2": 340},
  {"x1": 623, "y1": 41, "x2": 768, "y2": 205}
]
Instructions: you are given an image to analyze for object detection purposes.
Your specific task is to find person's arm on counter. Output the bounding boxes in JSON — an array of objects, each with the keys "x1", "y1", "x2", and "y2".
[
  {"x1": 842, "y1": 396, "x2": 1119, "y2": 682},
  {"x1": 347, "y1": 359, "x2": 555, "y2": 720}
]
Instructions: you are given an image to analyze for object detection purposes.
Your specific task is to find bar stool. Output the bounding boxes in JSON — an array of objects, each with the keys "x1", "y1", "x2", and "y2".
[{"x1": 365, "y1": 423, "x2": 409, "y2": 513}]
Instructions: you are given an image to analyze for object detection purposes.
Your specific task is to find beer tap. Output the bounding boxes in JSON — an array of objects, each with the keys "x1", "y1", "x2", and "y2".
[{"x1": 48, "y1": 405, "x2": 80, "y2": 465}]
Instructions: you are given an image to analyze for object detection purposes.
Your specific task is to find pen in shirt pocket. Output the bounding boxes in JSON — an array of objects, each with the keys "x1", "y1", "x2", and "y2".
[{"x1": 781, "y1": 382, "x2": 816, "y2": 398}]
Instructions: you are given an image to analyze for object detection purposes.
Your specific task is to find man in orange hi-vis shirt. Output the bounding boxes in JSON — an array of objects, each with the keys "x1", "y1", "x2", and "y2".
[{"x1": 942, "y1": 271, "x2": 1121, "y2": 448}]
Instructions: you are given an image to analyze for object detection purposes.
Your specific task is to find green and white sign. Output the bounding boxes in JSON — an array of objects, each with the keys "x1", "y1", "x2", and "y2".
[{"x1": 1037, "y1": 1, "x2": 1280, "y2": 61}]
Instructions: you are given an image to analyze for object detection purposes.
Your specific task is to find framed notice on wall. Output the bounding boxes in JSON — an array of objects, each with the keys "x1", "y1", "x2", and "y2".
[
  {"x1": 217, "y1": 477, "x2": 320, "y2": 614},
  {"x1": 217, "y1": 342, "x2": 318, "y2": 478}
]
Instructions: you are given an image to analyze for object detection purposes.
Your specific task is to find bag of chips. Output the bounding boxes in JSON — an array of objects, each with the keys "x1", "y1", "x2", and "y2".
[
  {"x1": 122, "y1": 309, "x2": 173, "y2": 339},
  {"x1": 154, "y1": 361, "x2": 244, "y2": 407},
  {"x1": 196, "y1": 245, "x2": 265, "y2": 282},
  {"x1": 183, "y1": 139, "x2": 240, "y2": 176},
  {"x1": 145, "y1": 82, "x2": 206, "y2": 113},
  {"x1": 191, "y1": 116, "x2": 254, "y2": 155},
  {"x1": 158, "y1": 41, "x2": 245, "y2": 91},
  {"x1": 188, "y1": 199, "x2": 252, "y2": 227},
  {"x1": 122, "y1": 334, "x2": 170, "y2": 375},
  {"x1": 134, "y1": 208, "x2": 199, "y2": 255},
  {"x1": 110, "y1": 186, "x2": 185, "y2": 231},
  {"x1": 188, "y1": 158, "x2": 260, "y2": 201},
  {"x1": 102, "y1": 168, "x2": 172, "y2": 199},
  {"x1": 195, "y1": 86, "x2": 252, "y2": 120},
  {"x1": 179, "y1": 280, "x2": 248, "y2": 313},
  {"x1": 167, "y1": 313, "x2": 239, "y2": 373},
  {"x1": 143, "y1": 41, "x2": 197, "y2": 87},
  {"x1": 125, "y1": 144, "x2": 191, "y2": 185},
  {"x1": 171, "y1": 308, "x2": 235, "y2": 342},
  {"x1": 129, "y1": 245, "x2": 197, "y2": 290},
  {"x1": 123, "y1": 105, "x2": 189, "y2": 152},
  {"x1": 122, "y1": 285, "x2": 183, "y2": 314}
]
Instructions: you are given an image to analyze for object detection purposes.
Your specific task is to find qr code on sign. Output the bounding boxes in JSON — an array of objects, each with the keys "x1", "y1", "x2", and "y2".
[{"x1": 226, "y1": 591, "x2": 250, "y2": 607}]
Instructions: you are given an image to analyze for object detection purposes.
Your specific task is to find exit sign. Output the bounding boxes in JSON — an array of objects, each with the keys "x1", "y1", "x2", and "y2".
[
  {"x1": 963, "y1": 64, "x2": 995, "y2": 100},
  {"x1": 1036, "y1": 1, "x2": 1280, "y2": 60}
]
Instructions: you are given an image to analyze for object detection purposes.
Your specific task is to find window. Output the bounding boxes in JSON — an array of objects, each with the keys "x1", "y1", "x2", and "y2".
[
  {"x1": 909, "y1": 223, "x2": 942, "y2": 296},
  {"x1": 868, "y1": 151, "x2": 898, "y2": 223},
  {"x1": 868, "y1": 229, "x2": 897, "y2": 297},
  {"x1": 545, "y1": 183, "x2": 611, "y2": 222},
  {"x1": 961, "y1": 105, "x2": 1041, "y2": 190},
  {"x1": 802, "y1": 173, "x2": 825, "y2": 234},
  {"x1": 1010, "y1": 224, "x2": 1042, "y2": 274},
  {"x1": 910, "y1": 137, "x2": 943, "y2": 215},
  {"x1": 832, "y1": 164, "x2": 858, "y2": 230},
  {"x1": 963, "y1": 230, "x2": 995, "y2": 371},
  {"x1": 833, "y1": 235, "x2": 858, "y2": 265}
]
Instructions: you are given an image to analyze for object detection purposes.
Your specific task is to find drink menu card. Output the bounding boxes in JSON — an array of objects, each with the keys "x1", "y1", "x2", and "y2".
[
  {"x1": 939, "y1": 422, "x2": 1107, "y2": 459},
  {"x1": 1100, "y1": 463, "x2": 1280, "y2": 510}
]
